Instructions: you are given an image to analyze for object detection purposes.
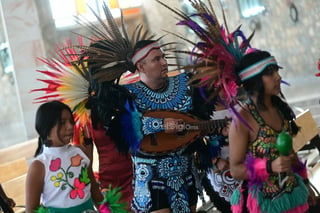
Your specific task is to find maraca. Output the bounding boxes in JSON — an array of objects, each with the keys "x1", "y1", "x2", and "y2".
[
  {"x1": 276, "y1": 131, "x2": 292, "y2": 156},
  {"x1": 275, "y1": 131, "x2": 292, "y2": 189}
]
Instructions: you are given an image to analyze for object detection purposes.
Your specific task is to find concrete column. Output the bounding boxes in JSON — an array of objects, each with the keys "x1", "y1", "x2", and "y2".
[{"x1": 1, "y1": 0, "x2": 46, "y2": 142}]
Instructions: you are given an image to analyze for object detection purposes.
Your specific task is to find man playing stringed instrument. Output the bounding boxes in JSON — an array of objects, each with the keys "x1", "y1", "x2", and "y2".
[
  {"x1": 67, "y1": 3, "x2": 222, "y2": 212},
  {"x1": 87, "y1": 37, "x2": 220, "y2": 212},
  {"x1": 95, "y1": 37, "x2": 226, "y2": 212},
  {"x1": 120, "y1": 39, "x2": 215, "y2": 213}
]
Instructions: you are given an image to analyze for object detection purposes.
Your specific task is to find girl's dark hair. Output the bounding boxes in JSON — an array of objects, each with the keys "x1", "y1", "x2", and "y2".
[
  {"x1": 235, "y1": 50, "x2": 299, "y2": 135},
  {"x1": 34, "y1": 101, "x2": 73, "y2": 157}
]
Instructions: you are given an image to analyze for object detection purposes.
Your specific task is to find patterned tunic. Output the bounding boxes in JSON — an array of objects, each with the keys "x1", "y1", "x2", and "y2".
[{"x1": 124, "y1": 73, "x2": 196, "y2": 213}]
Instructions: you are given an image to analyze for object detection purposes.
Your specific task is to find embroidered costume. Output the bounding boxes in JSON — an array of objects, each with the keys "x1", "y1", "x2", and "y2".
[
  {"x1": 124, "y1": 73, "x2": 199, "y2": 213},
  {"x1": 35, "y1": 144, "x2": 95, "y2": 212},
  {"x1": 230, "y1": 99, "x2": 309, "y2": 213},
  {"x1": 200, "y1": 108, "x2": 239, "y2": 213}
]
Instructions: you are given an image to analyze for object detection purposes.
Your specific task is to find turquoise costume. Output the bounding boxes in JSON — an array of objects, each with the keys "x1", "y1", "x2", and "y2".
[{"x1": 124, "y1": 73, "x2": 198, "y2": 213}]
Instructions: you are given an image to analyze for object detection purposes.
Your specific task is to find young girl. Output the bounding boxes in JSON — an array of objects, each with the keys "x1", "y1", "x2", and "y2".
[
  {"x1": 229, "y1": 50, "x2": 317, "y2": 212},
  {"x1": 25, "y1": 101, "x2": 103, "y2": 213}
]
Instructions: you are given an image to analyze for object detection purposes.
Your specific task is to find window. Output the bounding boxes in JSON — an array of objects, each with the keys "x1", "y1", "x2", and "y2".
[
  {"x1": 49, "y1": 0, "x2": 142, "y2": 28},
  {"x1": 237, "y1": 0, "x2": 265, "y2": 18}
]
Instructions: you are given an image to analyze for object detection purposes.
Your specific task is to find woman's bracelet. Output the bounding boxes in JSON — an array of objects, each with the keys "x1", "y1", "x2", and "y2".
[
  {"x1": 266, "y1": 159, "x2": 273, "y2": 174},
  {"x1": 303, "y1": 178, "x2": 310, "y2": 185}
]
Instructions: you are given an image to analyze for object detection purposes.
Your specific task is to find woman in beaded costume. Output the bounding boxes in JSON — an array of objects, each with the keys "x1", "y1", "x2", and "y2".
[{"x1": 229, "y1": 50, "x2": 317, "y2": 213}]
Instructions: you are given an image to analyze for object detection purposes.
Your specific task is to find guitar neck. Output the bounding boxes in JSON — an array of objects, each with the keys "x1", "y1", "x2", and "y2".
[{"x1": 187, "y1": 119, "x2": 227, "y2": 132}]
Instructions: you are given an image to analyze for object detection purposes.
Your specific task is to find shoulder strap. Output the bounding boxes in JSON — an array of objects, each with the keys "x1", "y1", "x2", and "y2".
[{"x1": 246, "y1": 98, "x2": 265, "y2": 126}]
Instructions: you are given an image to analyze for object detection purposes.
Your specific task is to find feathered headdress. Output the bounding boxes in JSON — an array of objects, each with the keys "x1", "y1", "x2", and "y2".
[
  {"x1": 156, "y1": 0, "x2": 254, "y2": 109},
  {"x1": 32, "y1": 2, "x2": 175, "y2": 152},
  {"x1": 69, "y1": 2, "x2": 183, "y2": 152},
  {"x1": 30, "y1": 39, "x2": 93, "y2": 144},
  {"x1": 71, "y1": 2, "x2": 181, "y2": 84},
  {"x1": 72, "y1": 2, "x2": 156, "y2": 84}
]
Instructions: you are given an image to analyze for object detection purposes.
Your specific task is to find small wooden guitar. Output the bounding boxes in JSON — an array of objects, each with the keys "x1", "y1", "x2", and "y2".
[{"x1": 140, "y1": 109, "x2": 227, "y2": 154}]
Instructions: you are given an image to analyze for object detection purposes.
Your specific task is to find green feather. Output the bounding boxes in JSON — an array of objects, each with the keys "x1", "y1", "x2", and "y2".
[{"x1": 99, "y1": 184, "x2": 130, "y2": 213}]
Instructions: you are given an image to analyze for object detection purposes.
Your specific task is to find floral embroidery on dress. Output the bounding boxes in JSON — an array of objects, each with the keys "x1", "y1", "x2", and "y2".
[{"x1": 49, "y1": 154, "x2": 90, "y2": 199}]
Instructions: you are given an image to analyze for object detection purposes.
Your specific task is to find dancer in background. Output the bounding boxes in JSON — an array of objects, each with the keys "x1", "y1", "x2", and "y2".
[{"x1": 204, "y1": 101, "x2": 240, "y2": 213}]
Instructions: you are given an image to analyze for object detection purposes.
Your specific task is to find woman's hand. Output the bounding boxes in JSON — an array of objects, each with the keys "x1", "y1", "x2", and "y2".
[{"x1": 271, "y1": 156, "x2": 292, "y2": 173}]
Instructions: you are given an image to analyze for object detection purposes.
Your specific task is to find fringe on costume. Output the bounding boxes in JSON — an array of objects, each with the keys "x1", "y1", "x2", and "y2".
[
  {"x1": 231, "y1": 174, "x2": 309, "y2": 213},
  {"x1": 230, "y1": 186, "x2": 245, "y2": 213}
]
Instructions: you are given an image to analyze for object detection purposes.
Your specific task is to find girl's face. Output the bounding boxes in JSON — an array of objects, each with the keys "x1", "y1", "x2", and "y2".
[
  {"x1": 49, "y1": 109, "x2": 75, "y2": 146},
  {"x1": 262, "y1": 66, "x2": 282, "y2": 96}
]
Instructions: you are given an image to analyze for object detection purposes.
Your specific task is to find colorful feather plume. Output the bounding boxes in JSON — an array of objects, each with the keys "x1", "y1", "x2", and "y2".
[
  {"x1": 30, "y1": 3, "x2": 158, "y2": 146},
  {"x1": 31, "y1": 39, "x2": 93, "y2": 144},
  {"x1": 56, "y1": 2, "x2": 180, "y2": 152},
  {"x1": 156, "y1": 0, "x2": 254, "y2": 108}
]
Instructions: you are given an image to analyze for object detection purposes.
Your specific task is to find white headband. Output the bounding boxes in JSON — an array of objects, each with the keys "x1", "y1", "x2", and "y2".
[
  {"x1": 239, "y1": 56, "x2": 278, "y2": 81},
  {"x1": 131, "y1": 41, "x2": 160, "y2": 65}
]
